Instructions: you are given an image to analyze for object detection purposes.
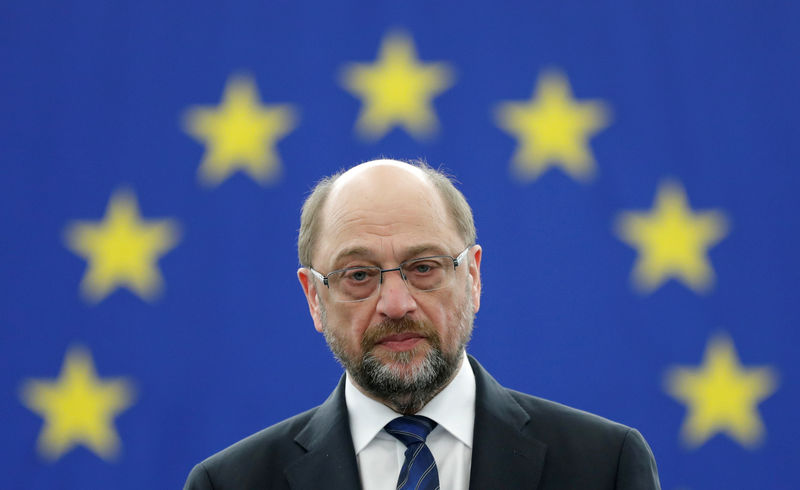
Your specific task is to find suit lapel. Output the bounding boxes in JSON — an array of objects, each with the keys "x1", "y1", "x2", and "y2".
[
  {"x1": 282, "y1": 358, "x2": 546, "y2": 489},
  {"x1": 284, "y1": 376, "x2": 362, "y2": 490},
  {"x1": 468, "y1": 356, "x2": 547, "y2": 490}
]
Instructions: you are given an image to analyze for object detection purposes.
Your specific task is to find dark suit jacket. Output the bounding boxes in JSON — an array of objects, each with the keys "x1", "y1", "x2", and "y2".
[{"x1": 185, "y1": 356, "x2": 660, "y2": 489}]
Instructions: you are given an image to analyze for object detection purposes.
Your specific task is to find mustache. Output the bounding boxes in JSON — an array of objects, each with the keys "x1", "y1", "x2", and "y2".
[{"x1": 361, "y1": 317, "x2": 438, "y2": 351}]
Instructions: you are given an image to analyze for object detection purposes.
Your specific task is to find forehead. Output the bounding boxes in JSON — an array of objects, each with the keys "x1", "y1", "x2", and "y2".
[{"x1": 315, "y1": 162, "x2": 461, "y2": 266}]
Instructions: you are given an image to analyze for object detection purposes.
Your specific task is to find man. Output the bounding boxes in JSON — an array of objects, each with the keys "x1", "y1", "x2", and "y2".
[{"x1": 185, "y1": 159, "x2": 660, "y2": 489}]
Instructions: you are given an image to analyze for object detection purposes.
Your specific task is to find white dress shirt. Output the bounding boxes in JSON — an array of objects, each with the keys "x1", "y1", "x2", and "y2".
[{"x1": 345, "y1": 355, "x2": 476, "y2": 490}]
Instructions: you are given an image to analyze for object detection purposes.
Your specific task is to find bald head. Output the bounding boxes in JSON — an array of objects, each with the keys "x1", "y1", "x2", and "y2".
[
  {"x1": 297, "y1": 159, "x2": 476, "y2": 267},
  {"x1": 332, "y1": 159, "x2": 430, "y2": 188}
]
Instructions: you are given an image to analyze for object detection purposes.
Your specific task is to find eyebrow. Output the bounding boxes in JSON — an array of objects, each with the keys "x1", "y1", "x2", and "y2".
[
  {"x1": 401, "y1": 244, "x2": 450, "y2": 259},
  {"x1": 328, "y1": 243, "x2": 451, "y2": 269},
  {"x1": 330, "y1": 246, "x2": 376, "y2": 269}
]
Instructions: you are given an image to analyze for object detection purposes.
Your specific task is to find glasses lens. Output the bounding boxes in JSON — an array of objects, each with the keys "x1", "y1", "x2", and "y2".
[
  {"x1": 328, "y1": 267, "x2": 381, "y2": 301},
  {"x1": 402, "y1": 256, "x2": 453, "y2": 292}
]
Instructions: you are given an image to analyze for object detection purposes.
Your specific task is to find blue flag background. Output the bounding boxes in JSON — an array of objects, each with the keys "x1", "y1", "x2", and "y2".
[{"x1": 2, "y1": 2, "x2": 798, "y2": 489}]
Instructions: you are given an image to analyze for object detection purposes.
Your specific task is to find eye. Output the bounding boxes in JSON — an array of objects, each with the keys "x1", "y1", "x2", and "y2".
[
  {"x1": 342, "y1": 268, "x2": 376, "y2": 282},
  {"x1": 414, "y1": 263, "x2": 432, "y2": 273},
  {"x1": 407, "y1": 259, "x2": 443, "y2": 275}
]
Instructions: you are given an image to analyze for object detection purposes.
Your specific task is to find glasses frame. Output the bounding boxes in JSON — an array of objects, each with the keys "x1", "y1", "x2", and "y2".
[{"x1": 307, "y1": 245, "x2": 473, "y2": 303}]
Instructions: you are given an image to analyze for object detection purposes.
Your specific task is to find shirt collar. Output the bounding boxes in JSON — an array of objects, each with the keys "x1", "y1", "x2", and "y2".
[{"x1": 345, "y1": 354, "x2": 476, "y2": 454}]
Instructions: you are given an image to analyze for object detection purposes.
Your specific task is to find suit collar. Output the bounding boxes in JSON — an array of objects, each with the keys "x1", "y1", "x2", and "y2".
[
  {"x1": 468, "y1": 355, "x2": 546, "y2": 490},
  {"x1": 284, "y1": 376, "x2": 362, "y2": 490},
  {"x1": 283, "y1": 356, "x2": 547, "y2": 490}
]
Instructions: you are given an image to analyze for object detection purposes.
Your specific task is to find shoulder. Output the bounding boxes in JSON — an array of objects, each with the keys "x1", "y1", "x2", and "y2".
[
  {"x1": 205, "y1": 407, "x2": 316, "y2": 467},
  {"x1": 510, "y1": 388, "x2": 632, "y2": 440},
  {"x1": 507, "y1": 389, "x2": 659, "y2": 487},
  {"x1": 468, "y1": 357, "x2": 659, "y2": 487},
  {"x1": 184, "y1": 407, "x2": 317, "y2": 490},
  {"x1": 471, "y1": 356, "x2": 641, "y2": 447}
]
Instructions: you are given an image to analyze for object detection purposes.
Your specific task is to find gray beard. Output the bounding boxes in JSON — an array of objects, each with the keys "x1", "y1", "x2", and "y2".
[
  {"x1": 353, "y1": 326, "x2": 458, "y2": 414},
  {"x1": 321, "y1": 296, "x2": 474, "y2": 414}
]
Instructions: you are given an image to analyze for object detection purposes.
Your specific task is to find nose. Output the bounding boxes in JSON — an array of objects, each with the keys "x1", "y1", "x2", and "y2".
[{"x1": 376, "y1": 269, "x2": 417, "y2": 319}]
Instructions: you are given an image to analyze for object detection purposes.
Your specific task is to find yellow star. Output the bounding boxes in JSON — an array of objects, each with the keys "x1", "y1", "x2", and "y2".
[
  {"x1": 20, "y1": 346, "x2": 135, "y2": 461},
  {"x1": 64, "y1": 189, "x2": 180, "y2": 303},
  {"x1": 494, "y1": 70, "x2": 610, "y2": 182},
  {"x1": 665, "y1": 333, "x2": 778, "y2": 448},
  {"x1": 183, "y1": 76, "x2": 297, "y2": 186},
  {"x1": 340, "y1": 31, "x2": 455, "y2": 140},
  {"x1": 615, "y1": 180, "x2": 729, "y2": 294}
]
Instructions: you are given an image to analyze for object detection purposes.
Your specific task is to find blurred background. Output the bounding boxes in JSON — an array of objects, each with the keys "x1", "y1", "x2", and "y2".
[{"x1": 2, "y1": 1, "x2": 798, "y2": 489}]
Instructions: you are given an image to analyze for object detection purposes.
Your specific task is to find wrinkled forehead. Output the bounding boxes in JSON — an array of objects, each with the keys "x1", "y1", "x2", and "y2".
[
  {"x1": 324, "y1": 161, "x2": 446, "y2": 228},
  {"x1": 315, "y1": 161, "x2": 460, "y2": 264}
]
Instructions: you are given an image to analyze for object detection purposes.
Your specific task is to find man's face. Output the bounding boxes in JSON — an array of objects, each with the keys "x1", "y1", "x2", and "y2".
[{"x1": 298, "y1": 162, "x2": 482, "y2": 413}]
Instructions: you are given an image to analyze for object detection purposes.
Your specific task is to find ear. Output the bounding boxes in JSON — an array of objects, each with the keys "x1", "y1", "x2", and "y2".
[
  {"x1": 297, "y1": 268, "x2": 325, "y2": 333},
  {"x1": 468, "y1": 245, "x2": 482, "y2": 313}
]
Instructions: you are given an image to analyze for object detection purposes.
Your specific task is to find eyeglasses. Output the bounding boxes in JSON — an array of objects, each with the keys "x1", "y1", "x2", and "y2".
[{"x1": 307, "y1": 246, "x2": 472, "y2": 303}]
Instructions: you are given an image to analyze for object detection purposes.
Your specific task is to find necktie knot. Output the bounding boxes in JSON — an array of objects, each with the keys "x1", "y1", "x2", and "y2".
[{"x1": 384, "y1": 415, "x2": 437, "y2": 447}]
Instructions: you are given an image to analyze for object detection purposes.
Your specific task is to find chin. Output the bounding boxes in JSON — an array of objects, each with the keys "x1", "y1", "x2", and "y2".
[{"x1": 373, "y1": 343, "x2": 430, "y2": 369}]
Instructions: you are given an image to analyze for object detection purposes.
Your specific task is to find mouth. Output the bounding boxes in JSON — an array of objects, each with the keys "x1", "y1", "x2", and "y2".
[{"x1": 376, "y1": 332, "x2": 427, "y2": 352}]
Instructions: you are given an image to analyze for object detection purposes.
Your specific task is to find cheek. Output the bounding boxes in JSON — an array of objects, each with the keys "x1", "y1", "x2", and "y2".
[
  {"x1": 424, "y1": 294, "x2": 460, "y2": 337},
  {"x1": 328, "y1": 305, "x2": 372, "y2": 347},
  {"x1": 444, "y1": 292, "x2": 473, "y2": 336}
]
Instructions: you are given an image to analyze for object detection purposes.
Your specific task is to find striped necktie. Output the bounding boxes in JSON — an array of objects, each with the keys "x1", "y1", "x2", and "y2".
[{"x1": 384, "y1": 415, "x2": 440, "y2": 490}]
